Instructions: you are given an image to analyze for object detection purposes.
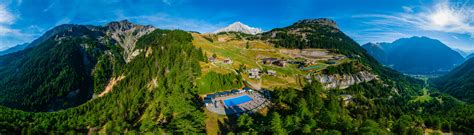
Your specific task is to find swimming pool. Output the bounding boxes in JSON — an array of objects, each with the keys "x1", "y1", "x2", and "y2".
[{"x1": 224, "y1": 95, "x2": 253, "y2": 107}]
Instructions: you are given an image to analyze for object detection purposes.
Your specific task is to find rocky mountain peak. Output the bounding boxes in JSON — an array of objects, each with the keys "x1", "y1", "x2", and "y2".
[
  {"x1": 106, "y1": 20, "x2": 153, "y2": 32},
  {"x1": 294, "y1": 18, "x2": 338, "y2": 29},
  {"x1": 105, "y1": 20, "x2": 155, "y2": 62},
  {"x1": 214, "y1": 21, "x2": 263, "y2": 35}
]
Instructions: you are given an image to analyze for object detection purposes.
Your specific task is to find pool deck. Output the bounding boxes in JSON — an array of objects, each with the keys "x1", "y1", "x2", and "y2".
[{"x1": 205, "y1": 90, "x2": 271, "y2": 115}]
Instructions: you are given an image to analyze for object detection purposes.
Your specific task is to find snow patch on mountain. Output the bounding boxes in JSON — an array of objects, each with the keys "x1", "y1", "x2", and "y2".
[{"x1": 214, "y1": 21, "x2": 263, "y2": 35}]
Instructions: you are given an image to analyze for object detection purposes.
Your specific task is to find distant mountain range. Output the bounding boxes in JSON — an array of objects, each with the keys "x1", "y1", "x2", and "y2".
[
  {"x1": 0, "y1": 43, "x2": 29, "y2": 56},
  {"x1": 453, "y1": 48, "x2": 473, "y2": 58},
  {"x1": 214, "y1": 21, "x2": 263, "y2": 35},
  {"x1": 467, "y1": 53, "x2": 474, "y2": 60},
  {"x1": 362, "y1": 36, "x2": 465, "y2": 75}
]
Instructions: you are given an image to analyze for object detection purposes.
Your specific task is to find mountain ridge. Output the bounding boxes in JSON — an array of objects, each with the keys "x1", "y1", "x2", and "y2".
[
  {"x1": 0, "y1": 43, "x2": 29, "y2": 56},
  {"x1": 433, "y1": 57, "x2": 474, "y2": 103},
  {"x1": 467, "y1": 53, "x2": 474, "y2": 60},
  {"x1": 362, "y1": 36, "x2": 465, "y2": 74},
  {"x1": 0, "y1": 20, "x2": 154, "y2": 111}
]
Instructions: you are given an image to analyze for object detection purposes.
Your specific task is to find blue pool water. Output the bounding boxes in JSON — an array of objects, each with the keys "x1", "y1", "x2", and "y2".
[{"x1": 224, "y1": 95, "x2": 253, "y2": 107}]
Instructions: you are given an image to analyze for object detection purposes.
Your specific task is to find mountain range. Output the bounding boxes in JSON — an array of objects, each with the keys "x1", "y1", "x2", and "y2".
[
  {"x1": 0, "y1": 43, "x2": 29, "y2": 56},
  {"x1": 0, "y1": 19, "x2": 472, "y2": 134},
  {"x1": 362, "y1": 36, "x2": 465, "y2": 75},
  {"x1": 467, "y1": 53, "x2": 474, "y2": 60},
  {"x1": 453, "y1": 48, "x2": 473, "y2": 58}
]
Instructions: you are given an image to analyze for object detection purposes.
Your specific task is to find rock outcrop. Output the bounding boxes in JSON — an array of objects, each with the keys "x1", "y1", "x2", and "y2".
[
  {"x1": 22, "y1": 20, "x2": 155, "y2": 63},
  {"x1": 313, "y1": 71, "x2": 377, "y2": 89},
  {"x1": 294, "y1": 18, "x2": 338, "y2": 29},
  {"x1": 106, "y1": 20, "x2": 155, "y2": 62}
]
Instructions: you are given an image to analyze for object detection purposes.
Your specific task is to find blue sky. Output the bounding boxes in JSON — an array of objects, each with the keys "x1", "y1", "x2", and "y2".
[{"x1": 0, "y1": 0, "x2": 473, "y2": 52}]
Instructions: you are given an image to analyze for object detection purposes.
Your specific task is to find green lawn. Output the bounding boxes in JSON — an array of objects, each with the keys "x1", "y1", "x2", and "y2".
[{"x1": 409, "y1": 88, "x2": 433, "y2": 103}]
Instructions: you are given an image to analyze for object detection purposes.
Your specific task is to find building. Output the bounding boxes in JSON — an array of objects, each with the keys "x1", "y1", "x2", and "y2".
[
  {"x1": 262, "y1": 58, "x2": 278, "y2": 64},
  {"x1": 347, "y1": 54, "x2": 360, "y2": 59},
  {"x1": 208, "y1": 57, "x2": 216, "y2": 63},
  {"x1": 223, "y1": 58, "x2": 233, "y2": 64},
  {"x1": 243, "y1": 87, "x2": 253, "y2": 91},
  {"x1": 248, "y1": 68, "x2": 260, "y2": 79},
  {"x1": 272, "y1": 60, "x2": 286, "y2": 67},
  {"x1": 231, "y1": 89, "x2": 240, "y2": 94},
  {"x1": 267, "y1": 70, "x2": 276, "y2": 76}
]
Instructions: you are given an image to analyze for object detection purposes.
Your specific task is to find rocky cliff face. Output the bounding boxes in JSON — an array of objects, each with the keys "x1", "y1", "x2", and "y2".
[
  {"x1": 26, "y1": 20, "x2": 155, "y2": 63},
  {"x1": 313, "y1": 71, "x2": 377, "y2": 89},
  {"x1": 106, "y1": 20, "x2": 155, "y2": 62}
]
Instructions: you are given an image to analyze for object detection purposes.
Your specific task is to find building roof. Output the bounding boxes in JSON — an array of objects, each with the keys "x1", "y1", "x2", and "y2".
[
  {"x1": 231, "y1": 89, "x2": 240, "y2": 93},
  {"x1": 262, "y1": 58, "x2": 277, "y2": 61},
  {"x1": 206, "y1": 94, "x2": 216, "y2": 99}
]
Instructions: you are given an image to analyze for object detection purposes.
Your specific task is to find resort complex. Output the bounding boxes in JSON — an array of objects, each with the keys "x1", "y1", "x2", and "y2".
[{"x1": 204, "y1": 88, "x2": 271, "y2": 115}]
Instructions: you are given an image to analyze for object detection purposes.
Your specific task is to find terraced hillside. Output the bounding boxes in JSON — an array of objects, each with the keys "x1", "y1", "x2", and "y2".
[{"x1": 192, "y1": 32, "x2": 354, "y2": 91}]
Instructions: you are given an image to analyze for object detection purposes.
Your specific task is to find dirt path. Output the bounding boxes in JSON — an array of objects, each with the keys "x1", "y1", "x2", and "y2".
[{"x1": 98, "y1": 75, "x2": 125, "y2": 97}]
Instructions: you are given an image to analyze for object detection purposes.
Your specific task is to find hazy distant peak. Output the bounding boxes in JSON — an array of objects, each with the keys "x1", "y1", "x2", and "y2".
[{"x1": 214, "y1": 21, "x2": 263, "y2": 35}]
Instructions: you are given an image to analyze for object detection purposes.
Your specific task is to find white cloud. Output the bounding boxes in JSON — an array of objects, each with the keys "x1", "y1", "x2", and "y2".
[
  {"x1": 452, "y1": 35, "x2": 459, "y2": 40},
  {"x1": 402, "y1": 6, "x2": 414, "y2": 13},
  {"x1": 0, "y1": 2, "x2": 35, "y2": 50},
  {"x1": 0, "y1": 25, "x2": 17, "y2": 35},
  {"x1": 42, "y1": 1, "x2": 56, "y2": 12},
  {"x1": 0, "y1": 4, "x2": 14, "y2": 24},
  {"x1": 0, "y1": 3, "x2": 16, "y2": 36},
  {"x1": 162, "y1": 0, "x2": 171, "y2": 5},
  {"x1": 355, "y1": 0, "x2": 474, "y2": 38},
  {"x1": 55, "y1": 17, "x2": 71, "y2": 26},
  {"x1": 16, "y1": 0, "x2": 23, "y2": 6},
  {"x1": 418, "y1": 0, "x2": 474, "y2": 37}
]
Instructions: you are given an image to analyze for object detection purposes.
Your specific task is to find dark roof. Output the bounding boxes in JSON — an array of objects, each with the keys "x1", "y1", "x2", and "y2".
[
  {"x1": 217, "y1": 91, "x2": 231, "y2": 95},
  {"x1": 262, "y1": 58, "x2": 277, "y2": 61},
  {"x1": 206, "y1": 94, "x2": 216, "y2": 99},
  {"x1": 243, "y1": 87, "x2": 253, "y2": 90}
]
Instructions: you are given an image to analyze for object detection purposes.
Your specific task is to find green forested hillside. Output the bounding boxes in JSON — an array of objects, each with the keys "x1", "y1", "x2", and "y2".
[
  {"x1": 261, "y1": 19, "x2": 368, "y2": 57},
  {"x1": 433, "y1": 58, "x2": 474, "y2": 103},
  {"x1": 0, "y1": 29, "x2": 207, "y2": 133},
  {"x1": 0, "y1": 27, "x2": 111, "y2": 111},
  {"x1": 196, "y1": 71, "x2": 243, "y2": 94},
  {"x1": 229, "y1": 81, "x2": 474, "y2": 134},
  {"x1": 0, "y1": 21, "x2": 150, "y2": 111}
]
